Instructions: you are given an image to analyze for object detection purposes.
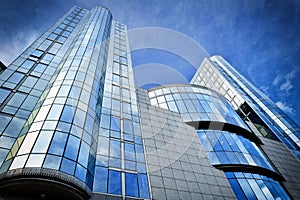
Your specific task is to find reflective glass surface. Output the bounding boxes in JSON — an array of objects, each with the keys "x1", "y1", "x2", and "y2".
[
  {"x1": 149, "y1": 85, "x2": 249, "y2": 131},
  {"x1": 225, "y1": 172, "x2": 290, "y2": 200},
  {"x1": 192, "y1": 55, "x2": 300, "y2": 159},
  {"x1": 197, "y1": 130, "x2": 274, "y2": 171},
  {"x1": 92, "y1": 21, "x2": 150, "y2": 198}
]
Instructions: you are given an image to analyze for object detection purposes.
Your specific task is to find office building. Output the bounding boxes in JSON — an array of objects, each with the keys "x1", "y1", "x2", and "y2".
[{"x1": 0, "y1": 5, "x2": 299, "y2": 200}]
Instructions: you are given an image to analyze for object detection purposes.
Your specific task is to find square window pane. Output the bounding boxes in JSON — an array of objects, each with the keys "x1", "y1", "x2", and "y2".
[
  {"x1": 31, "y1": 49, "x2": 44, "y2": 58},
  {"x1": 43, "y1": 154, "x2": 61, "y2": 170}
]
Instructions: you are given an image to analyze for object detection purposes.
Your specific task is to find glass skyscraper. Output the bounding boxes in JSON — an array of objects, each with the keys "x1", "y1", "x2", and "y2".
[{"x1": 0, "y1": 5, "x2": 299, "y2": 200}]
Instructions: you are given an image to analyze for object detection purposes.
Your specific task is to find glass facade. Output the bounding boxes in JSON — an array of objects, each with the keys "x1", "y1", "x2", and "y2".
[
  {"x1": 93, "y1": 21, "x2": 150, "y2": 199},
  {"x1": 197, "y1": 130, "x2": 274, "y2": 171},
  {"x1": 0, "y1": 7, "x2": 88, "y2": 170},
  {"x1": 226, "y1": 172, "x2": 290, "y2": 200},
  {"x1": 149, "y1": 84, "x2": 248, "y2": 131},
  {"x1": 0, "y1": 5, "x2": 299, "y2": 200},
  {"x1": 147, "y1": 84, "x2": 290, "y2": 200},
  {"x1": 191, "y1": 56, "x2": 300, "y2": 159}
]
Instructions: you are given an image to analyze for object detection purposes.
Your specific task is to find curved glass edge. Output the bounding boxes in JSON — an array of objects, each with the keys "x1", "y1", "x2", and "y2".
[
  {"x1": 225, "y1": 172, "x2": 290, "y2": 200},
  {"x1": 148, "y1": 84, "x2": 250, "y2": 132},
  {"x1": 0, "y1": 6, "x2": 112, "y2": 192},
  {"x1": 197, "y1": 130, "x2": 275, "y2": 172}
]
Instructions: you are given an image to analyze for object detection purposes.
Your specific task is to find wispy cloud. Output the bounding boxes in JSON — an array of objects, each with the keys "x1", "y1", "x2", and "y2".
[
  {"x1": 0, "y1": 30, "x2": 39, "y2": 66},
  {"x1": 272, "y1": 69, "x2": 298, "y2": 95},
  {"x1": 272, "y1": 74, "x2": 282, "y2": 86},
  {"x1": 276, "y1": 101, "x2": 294, "y2": 114}
]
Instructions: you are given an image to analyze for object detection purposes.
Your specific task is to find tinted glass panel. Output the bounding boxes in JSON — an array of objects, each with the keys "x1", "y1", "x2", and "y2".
[
  {"x1": 48, "y1": 131, "x2": 68, "y2": 156},
  {"x1": 64, "y1": 135, "x2": 80, "y2": 160},
  {"x1": 125, "y1": 173, "x2": 138, "y2": 197},
  {"x1": 225, "y1": 172, "x2": 290, "y2": 200},
  {"x1": 138, "y1": 173, "x2": 150, "y2": 198},
  {"x1": 108, "y1": 170, "x2": 121, "y2": 195},
  {"x1": 21, "y1": 60, "x2": 35, "y2": 69},
  {"x1": 8, "y1": 72, "x2": 24, "y2": 84},
  {"x1": 93, "y1": 166, "x2": 108, "y2": 192},
  {"x1": 0, "y1": 88, "x2": 10, "y2": 104}
]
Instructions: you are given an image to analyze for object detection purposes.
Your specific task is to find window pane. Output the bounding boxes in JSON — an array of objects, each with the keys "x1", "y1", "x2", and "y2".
[
  {"x1": 21, "y1": 60, "x2": 35, "y2": 69},
  {"x1": 21, "y1": 95, "x2": 39, "y2": 110},
  {"x1": 0, "y1": 149, "x2": 9, "y2": 166},
  {"x1": 41, "y1": 53, "x2": 55, "y2": 64},
  {"x1": 75, "y1": 163, "x2": 87, "y2": 182},
  {"x1": 31, "y1": 49, "x2": 44, "y2": 58},
  {"x1": 78, "y1": 142, "x2": 89, "y2": 167},
  {"x1": 126, "y1": 173, "x2": 138, "y2": 197},
  {"x1": 3, "y1": 117, "x2": 26, "y2": 137},
  {"x1": 108, "y1": 170, "x2": 121, "y2": 195},
  {"x1": 32, "y1": 131, "x2": 54, "y2": 153},
  {"x1": 138, "y1": 173, "x2": 150, "y2": 198},
  {"x1": 34, "y1": 63, "x2": 47, "y2": 73},
  {"x1": 48, "y1": 131, "x2": 68, "y2": 156},
  {"x1": 60, "y1": 158, "x2": 75, "y2": 175},
  {"x1": 64, "y1": 135, "x2": 80, "y2": 160},
  {"x1": 43, "y1": 154, "x2": 61, "y2": 170},
  {"x1": 7, "y1": 92, "x2": 26, "y2": 107},
  {"x1": 111, "y1": 117, "x2": 120, "y2": 131},
  {"x1": 123, "y1": 120, "x2": 133, "y2": 134},
  {"x1": 26, "y1": 154, "x2": 45, "y2": 167},
  {"x1": 97, "y1": 135, "x2": 109, "y2": 155},
  {"x1": 227, "y1": 178, "x2": 247, "y2": 199},
  {"x1": 110, "y1": 140, "x2": 121, "y2": 159},
  {"x1": 47, "y1": 104, "x2": 64, "y2": 120},
  {"x1": 0, "y1": 88, "x2": 10, "y2": 104},
  {"x1": 124, "y1": 142, "x2": 135, "y2": 161},
  {"x1": 93, "y1": 166, "x2": 108, "y2": 192},
  {"x1": 8, "y1": 72, "x2": 24, "y2": 84},
  {"x1": 60, "y1": 105, "x2": 74, "y2": 123}
]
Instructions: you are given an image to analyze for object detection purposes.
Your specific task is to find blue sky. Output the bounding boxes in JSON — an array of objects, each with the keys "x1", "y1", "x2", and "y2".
[{"x1": 0, "y1": 0, "x2": 299, "y2": 125}]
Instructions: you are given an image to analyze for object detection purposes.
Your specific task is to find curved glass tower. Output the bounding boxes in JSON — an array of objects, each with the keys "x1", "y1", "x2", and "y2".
[
  {"x1": 148, "y1": 84, "x2": 290, "y2": 199},
  {"x1": 0, "y1": 5, "x2": 300, "y2": 200},
  {"x1": 0, "y1": 6, "x2": 113, "y2": 199}
]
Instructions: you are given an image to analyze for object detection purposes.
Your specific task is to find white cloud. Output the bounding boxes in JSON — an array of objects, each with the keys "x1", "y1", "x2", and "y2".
[
  {"x1": 276, "y1": 101, "x2": 294, "y2": 114},
  {"x1": 272, "y1": 74, "x2": 282, "y2": 86},
  {"x1": 272, "y1": 69, "x2": 298, "y2": 95},
  {"x1": 279, "y1": 69, "x2": 297, "y2": 93},
  {"x1": 0, "y1": 30, "x2": 39, "y2": 66}
]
